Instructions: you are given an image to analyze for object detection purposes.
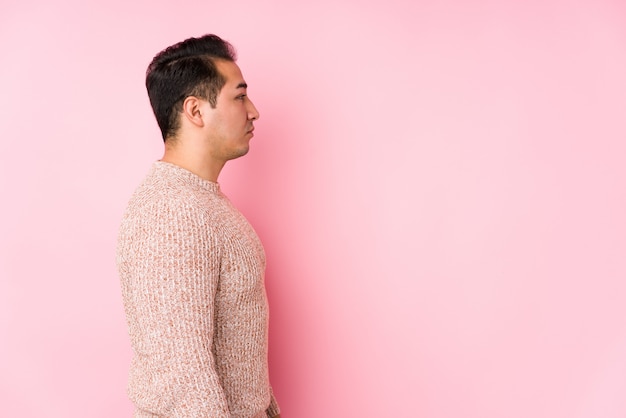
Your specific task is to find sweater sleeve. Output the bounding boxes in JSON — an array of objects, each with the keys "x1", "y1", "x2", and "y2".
[
  {"x1": 119, "y1": 198, "x2": 230, "y2": 417},
  {"x1": 265, "y1": 387, "x2": 280, "y2": 417}
]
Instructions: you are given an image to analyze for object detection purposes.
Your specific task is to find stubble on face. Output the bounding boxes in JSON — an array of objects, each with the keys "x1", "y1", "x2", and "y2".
[{"x1": 205, "y1": 60, "x2": 259, "y2": 163}]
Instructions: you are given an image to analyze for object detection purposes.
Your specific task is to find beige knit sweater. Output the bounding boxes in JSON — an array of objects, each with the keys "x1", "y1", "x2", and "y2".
[{"x1": 117, "y1": 161, "x2": 280, "y2": 418}]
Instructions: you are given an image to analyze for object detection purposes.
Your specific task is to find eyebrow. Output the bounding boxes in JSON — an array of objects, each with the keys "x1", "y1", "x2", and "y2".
[{"x1": 236, "y1": 82, "x2": 248, "y2": 89}]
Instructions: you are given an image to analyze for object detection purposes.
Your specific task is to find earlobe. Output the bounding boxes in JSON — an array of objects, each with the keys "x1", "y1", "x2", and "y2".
[{"x1": 182, "y1": 96, "x2": 205, "y2": 127}]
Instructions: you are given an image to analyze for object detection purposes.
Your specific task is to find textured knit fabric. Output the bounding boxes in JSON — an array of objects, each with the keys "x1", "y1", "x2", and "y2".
[{"x1": 117, "y1": 161, "x2": 280, "y2": 418}]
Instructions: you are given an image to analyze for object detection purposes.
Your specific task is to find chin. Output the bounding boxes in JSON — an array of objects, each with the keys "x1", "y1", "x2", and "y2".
[{"x1": 229, "y1": 147, "x2": 250, "y2": 160}]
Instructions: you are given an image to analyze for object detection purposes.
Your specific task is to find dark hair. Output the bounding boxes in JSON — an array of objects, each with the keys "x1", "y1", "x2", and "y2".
[{"x1": 145, "y1": 34, "x2": 237, "y2": 141}]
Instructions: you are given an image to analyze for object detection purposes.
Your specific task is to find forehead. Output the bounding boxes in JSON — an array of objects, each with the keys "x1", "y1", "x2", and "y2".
[{"x1": 215, "y1": 59, "x2": 245, "y2": 87}]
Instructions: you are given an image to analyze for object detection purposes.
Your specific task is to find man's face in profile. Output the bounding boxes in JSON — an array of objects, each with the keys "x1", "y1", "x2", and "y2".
[{"x1": 200, "y1": 59, "x2": 260, "y2": 163}]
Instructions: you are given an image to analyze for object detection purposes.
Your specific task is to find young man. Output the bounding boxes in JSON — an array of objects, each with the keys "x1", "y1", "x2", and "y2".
[{"x1": 117, "y1": 34, "x2": 281, "y2": 418}]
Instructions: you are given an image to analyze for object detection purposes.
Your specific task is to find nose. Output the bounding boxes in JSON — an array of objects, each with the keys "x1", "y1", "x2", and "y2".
[{"x1": 247, "y1": 99, "x2": 260, "y2": 121}]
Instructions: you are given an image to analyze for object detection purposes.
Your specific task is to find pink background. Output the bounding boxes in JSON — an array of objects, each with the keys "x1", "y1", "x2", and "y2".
[{"x1": 1, "y1": 0, "x2": 625, "y2": 417}]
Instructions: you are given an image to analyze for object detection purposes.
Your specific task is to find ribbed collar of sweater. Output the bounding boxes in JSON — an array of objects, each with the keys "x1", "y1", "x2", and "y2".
[{"x1": 152, "y1": 160, "x2": 221, "y2": 194}]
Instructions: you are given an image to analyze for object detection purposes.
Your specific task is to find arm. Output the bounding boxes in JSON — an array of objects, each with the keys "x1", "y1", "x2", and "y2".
[
  {"x1": 119, "y1": 200, "x2": 230, "y2": 417},
  {"x1": 265, "y1": 387, "x2": 281, "y2": 418}
]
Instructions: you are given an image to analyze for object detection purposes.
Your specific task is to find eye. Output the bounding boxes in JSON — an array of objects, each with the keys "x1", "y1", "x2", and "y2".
[{"x1": 236, "y1": 94, "x2": 247, "y2": 101}]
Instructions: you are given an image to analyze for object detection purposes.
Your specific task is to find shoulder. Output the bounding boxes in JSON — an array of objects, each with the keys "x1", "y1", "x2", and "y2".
[
  {"x1": 124, "y1": 163, "x2": 220, "y2": 218},
  {"x1": 120, "y1": 168, "x2": 221, "y2": 241}
]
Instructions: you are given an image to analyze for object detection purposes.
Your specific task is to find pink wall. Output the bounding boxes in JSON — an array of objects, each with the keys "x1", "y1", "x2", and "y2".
[{"x1": 1, "y1": 0, "x2": 625, "y2": 416}]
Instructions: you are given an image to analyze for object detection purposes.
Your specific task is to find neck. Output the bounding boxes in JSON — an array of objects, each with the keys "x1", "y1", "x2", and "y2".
[{"x1": 161, "y1": 142, "x2": 225, "y2": 183}]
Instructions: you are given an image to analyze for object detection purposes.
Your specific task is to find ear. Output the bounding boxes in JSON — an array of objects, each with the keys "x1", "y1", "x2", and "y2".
[{"x1": 181, "y1": 96, "x2": 205, "y2": 127}]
